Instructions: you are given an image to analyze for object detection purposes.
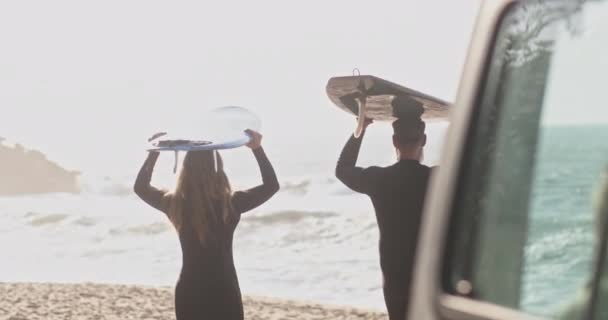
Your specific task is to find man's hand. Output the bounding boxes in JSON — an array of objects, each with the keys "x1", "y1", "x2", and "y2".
[{"x1": 358, "y1": 117, "x2": 373, "y2": 131}]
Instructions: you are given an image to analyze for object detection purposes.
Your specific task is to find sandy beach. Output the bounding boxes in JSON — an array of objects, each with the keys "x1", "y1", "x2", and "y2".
[{"x1": 0, "y1": 282, "x2": 387, "y2": 320}]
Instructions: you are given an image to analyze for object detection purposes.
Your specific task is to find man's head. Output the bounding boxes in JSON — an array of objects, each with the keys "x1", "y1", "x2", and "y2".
[{"x1": 391, "y1": 96, "x2": 426, "y2": 160}]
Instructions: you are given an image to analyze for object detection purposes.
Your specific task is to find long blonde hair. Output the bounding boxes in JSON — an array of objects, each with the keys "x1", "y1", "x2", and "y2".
[{"x1": 163, "y1": 150, "x2": 235, "y2": 246}]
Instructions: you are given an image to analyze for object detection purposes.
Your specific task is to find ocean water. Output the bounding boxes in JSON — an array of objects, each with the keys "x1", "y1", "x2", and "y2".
[
  {"x1": 1, "y1": 124, "x2": 606, "y2": 313},
  {"x1": 522, "y1": 125, "x2": 608, "y2": 315}
]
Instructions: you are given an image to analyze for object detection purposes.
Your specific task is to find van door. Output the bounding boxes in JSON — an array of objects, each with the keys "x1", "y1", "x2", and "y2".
[{"x1": 410, "y1": 0, "x2": 608, "y2": 319}]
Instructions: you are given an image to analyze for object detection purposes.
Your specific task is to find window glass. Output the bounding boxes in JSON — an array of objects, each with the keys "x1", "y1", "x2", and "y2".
[{"x1": 443, "y1": 1, "x2": 608, "y2": 318}]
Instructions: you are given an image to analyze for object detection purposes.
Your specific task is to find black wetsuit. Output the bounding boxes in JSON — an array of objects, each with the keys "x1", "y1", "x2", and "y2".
[
  {"x1": 134, "y1": 148, "x2": 279, "y2": 320},
  {"x1": 335, "y1": 133, "x2": 431, "y2": 320}
]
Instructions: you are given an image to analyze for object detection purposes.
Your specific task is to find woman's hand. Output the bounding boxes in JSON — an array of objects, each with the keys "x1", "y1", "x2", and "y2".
[{"x1": 245, "y1": 129, "x2": 262, "y2": 150}]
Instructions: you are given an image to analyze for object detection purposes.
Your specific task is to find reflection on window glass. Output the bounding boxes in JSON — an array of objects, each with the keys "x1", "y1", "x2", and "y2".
[
  {"x1": 590, "y1": 170, "x2": 608, "y2": 320},
  {"x1": 557, "y1": 169, "x2": 608, "y2": 320},
  {"x1": 444, "y1": 0, "x2": 608, "y2": 318}
]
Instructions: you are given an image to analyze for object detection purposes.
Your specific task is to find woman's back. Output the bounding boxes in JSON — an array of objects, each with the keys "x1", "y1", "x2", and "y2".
[
  {"x1": 175, "y1": 205, "x2": 243, "y2": 320},
  {"x1": 177, "y1": 201, "x2": 240, "y2": 278},
  {"x1": 134, "y1": 132, "x2": 279, "y2": 320}
]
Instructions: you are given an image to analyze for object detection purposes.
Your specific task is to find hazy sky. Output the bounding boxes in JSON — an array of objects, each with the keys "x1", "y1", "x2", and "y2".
[
  {"x1": 1, "y1": 1, "x2": 482, "y2": 174},
  {"x1": 541, "y1": 3, "x2": 608, "y2": 125}
]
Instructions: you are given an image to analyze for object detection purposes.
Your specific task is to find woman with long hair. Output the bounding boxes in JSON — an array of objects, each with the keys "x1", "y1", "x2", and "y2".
[{"x1": 134, "y1": 129, "x2": 279, "y2": 320}]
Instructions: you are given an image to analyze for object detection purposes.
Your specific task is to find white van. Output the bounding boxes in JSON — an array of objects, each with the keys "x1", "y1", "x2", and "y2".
[{"x1": 409, "y1": 1, "x2": 608, "y2": 319}]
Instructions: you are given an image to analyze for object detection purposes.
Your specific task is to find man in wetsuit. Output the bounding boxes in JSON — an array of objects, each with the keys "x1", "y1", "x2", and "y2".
[{"x1": 335, "y1": 99, "x2": 432, "y2": 320}]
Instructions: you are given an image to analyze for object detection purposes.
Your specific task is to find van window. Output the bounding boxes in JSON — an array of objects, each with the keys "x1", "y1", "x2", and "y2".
[{"x1": 443, "y1": 1, "x2": 608, "y2": 318}]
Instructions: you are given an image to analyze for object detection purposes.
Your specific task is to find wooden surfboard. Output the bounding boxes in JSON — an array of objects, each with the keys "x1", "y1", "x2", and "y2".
[{"x1": 326, "y1": 75, "x2": 450, "y2": 136}]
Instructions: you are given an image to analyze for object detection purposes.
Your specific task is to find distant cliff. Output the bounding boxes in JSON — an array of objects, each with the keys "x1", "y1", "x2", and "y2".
[{"x1": 0, "y1": 138, "x2": 80, "y2": 195}]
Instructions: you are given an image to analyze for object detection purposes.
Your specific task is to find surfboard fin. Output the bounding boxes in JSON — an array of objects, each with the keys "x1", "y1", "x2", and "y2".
[
  {"x1": 147, "y1": 132, "x2": 167, "y2": 142},
  {"x1": 353, "y1": 70, "x2": 368, "y2": 138},
  {"x1": 354, "y1": 96, "x2": 367, "y2": 138},
  {"x1": 173, "y1": 150, "x2": 179, "y2": 174}
]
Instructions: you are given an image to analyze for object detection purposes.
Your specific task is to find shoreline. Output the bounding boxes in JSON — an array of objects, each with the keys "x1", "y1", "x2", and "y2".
[{"x1": 0, "y1": 282, "x2": 387, "y2": 319}]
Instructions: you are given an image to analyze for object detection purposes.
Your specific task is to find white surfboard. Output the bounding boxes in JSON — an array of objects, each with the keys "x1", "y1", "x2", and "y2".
[
  {"x1": 147, "y1": 106, "x2": 261, "y2": 152},
  {"x1": 146, "y1": 106, "x2": 261, "y2": 172}
]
